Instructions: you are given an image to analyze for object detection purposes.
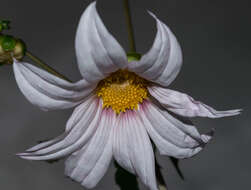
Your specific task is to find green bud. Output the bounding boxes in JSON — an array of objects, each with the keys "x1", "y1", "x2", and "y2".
[
  {"x1": 0, "y1": 40, "x2": 11, "y2": 64},
  {"x1": 0, "y1": 20, "x2": 10, "y2": 31},
  {"x1": 127, "y1": 52, "x2": 141, "y2": 62},
  {"x1": 0, "y1": 35, "x2": 26, "y2": 65},
  {"x1": 1, "y1": 35, "x2": 16, "y2": 51}
]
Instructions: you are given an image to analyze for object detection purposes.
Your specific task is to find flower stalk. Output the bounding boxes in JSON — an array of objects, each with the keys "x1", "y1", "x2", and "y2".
[
  {"x1": 123, "y1": 0, "x2": 136, "y2": 52},
  {"x1": 25, "y1": 51, "x2": 72, "y2": 82}
]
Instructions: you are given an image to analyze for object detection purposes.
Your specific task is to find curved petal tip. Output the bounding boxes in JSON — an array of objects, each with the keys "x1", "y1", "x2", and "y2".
[
  {"x1": 128, "y1": 11, "x2": 183, "y2": 87},
  {"x1": 75, "y1": 1, "x2": 127, "y2": 83}
]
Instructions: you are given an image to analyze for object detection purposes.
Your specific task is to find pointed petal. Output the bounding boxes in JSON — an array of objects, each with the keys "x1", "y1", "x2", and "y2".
[
  {"x1": 139, "y1": 101, "x2": 214, "y2": 159},
  {"x1": 13, "y1": 61, "x2": 94, "y2": 111},
  {"x1": 128, "y1": 12, "x2": 182, "y2": 87},
  {"x1": 113, "y1": 110, "x2": 158, "y2": 190},
  {"x1": 76, "y1": 2, "x2": 127, "y2": 83},
  {"x1": 149, "y1": 86, "x2": 241, "y2": 118},
  {"x1": 17, "y1": 97, "x2": 102, "y2": 160},
  {"x1": 65, "y1": 108, "x2": 114, "y2": 189}
]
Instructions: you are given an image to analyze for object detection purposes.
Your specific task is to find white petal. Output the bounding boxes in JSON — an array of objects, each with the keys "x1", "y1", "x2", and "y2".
[
  {"x1": 113, "y1": 110, "x2": 158, "y2": 190},
  {"x1": 26, "y1": 133, "x2": 67, "y2": 152},
  {"x1": 138, "y1": 101, "x2": 214, "y2": 159},
  {"x1": 13, "y1": 61, "x2": 95, "y2": 111},
  {"x1": 76, "y1": 2, "x2": 127, "y2": 83},
  {"x1": 65, "y1": 108, "x2": 114, "y2": 188},
  {"x1": 112, "y1": 112, "x2": 134, "y2": 173},
  {"x1": 149, "y1": 86, "x2": 241, "y2": 118},
  {"x1": 128, "y1": 12, "x2": 182, "y2": 87},
  {"x1": 17, "y1": 97, "x2": 102, "y2": 160}
]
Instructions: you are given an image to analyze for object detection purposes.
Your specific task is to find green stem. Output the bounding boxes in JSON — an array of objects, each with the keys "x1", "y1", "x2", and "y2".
[
  {"x1": 123, "y1": 0, "x2": 136, "y2": 52},
  {"x1": 26, "y1": 51, "x2": 72, "y2": 82}
]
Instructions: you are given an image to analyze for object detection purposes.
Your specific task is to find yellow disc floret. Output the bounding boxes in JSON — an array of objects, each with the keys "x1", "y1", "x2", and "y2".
[{"x1": 97, "y1": 70, "x2": 148, "y2": 114}]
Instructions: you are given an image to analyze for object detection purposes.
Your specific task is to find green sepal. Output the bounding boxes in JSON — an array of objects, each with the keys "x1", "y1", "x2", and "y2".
[
  {"x1": 1, "y1": 35, "x2": 16, "y2": 51},
  {"x1": 127, "y1": 52, "x2": 141, "y2": 62}
]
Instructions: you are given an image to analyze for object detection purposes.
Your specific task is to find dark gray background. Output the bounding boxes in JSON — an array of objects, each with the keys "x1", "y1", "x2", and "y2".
[{"x1": 0, "y1": 0, "x2": 250, "y2": 189}]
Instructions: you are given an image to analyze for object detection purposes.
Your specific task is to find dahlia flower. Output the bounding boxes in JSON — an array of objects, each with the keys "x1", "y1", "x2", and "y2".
[{"x1": 14, "y1": 2, "x2": 240, "y2": 190}]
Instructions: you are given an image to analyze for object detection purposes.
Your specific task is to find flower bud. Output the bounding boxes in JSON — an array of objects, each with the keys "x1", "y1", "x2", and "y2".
[
  {"x1": 0, "y1": 20, "x2": 10, "y2": 32},
  {"x1": 13, "y1": 40, "x2": 26, "y2": 60},
  {"x1": 0, "y1": 35, "x2": 26, "y2": 65},
  {"x1": 1, "y1": 35, "x2": 16, "y2": 51}
]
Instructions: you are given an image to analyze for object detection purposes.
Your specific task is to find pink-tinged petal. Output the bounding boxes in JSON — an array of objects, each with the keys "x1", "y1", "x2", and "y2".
[
  {"x1": 13, "y1": 61, "x2": 95, "y2": 111},
  {"x1": 17, "y1": 97, "x2": 102, "y2": 160},
  {"x1": 113, "y1": 110, "x2": 158, "y2": 190},
  {"x1": 128, "y1": 12, "x2": 182, "y2": 87},
  {"x1": 139, "y1": 101, "x2": 214, "y2": 159},
  {"x1": 64, "y1": 108, "x2": 114, "y2": 188},
  {"x1": 149, "y1": 86, "x2": 241, "y2": 118},
  {"x1": 75, "y1": 2, "x2": 127, "y2": 83}
]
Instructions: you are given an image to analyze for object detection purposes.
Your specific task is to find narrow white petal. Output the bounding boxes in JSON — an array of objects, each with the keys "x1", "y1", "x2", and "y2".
[
  {"x1": 149, "y1": 86, "x2": 241, "y2": 118},
  {"x1": 128, "y1": 12, "x2": 182, "y2": 87},
  {"x1": 113, "y1": 110, "x2": 158, "y2": 190},
  {"x1": 80, "y1": 138, "x2": 112, "y2": 188},
  {"x1": 139, "y1": 101, "x2": 213, "y2": 159},
  {"x1": 112, "y1": 113, "x2": 134, "y2": 173},
  {"x1": 25, "y1": 97, "x2": 96, "y2": 155},
  {"x1": 141, "y1": 102, "x2": 199, "y2": 148},
  {"x1": 26, "y1": 133, "x2": 66, "y2": 152},
  {"x1": 65, "y1": 108, "x2": 115, "y2": 188},
  {"x1": 76, "y1": 2, "x2": 127, "y2": 83},
  {"x1": 13, "y1": 61, "x2": 94, "y2": 111},
  {"x1": 26, "y1": 97, "x2": 95, "y2": 152},
  {"x1": 65, "y1": 96, "x2": 96, "y2": 132},
  {"x1": 18, "y1": 97, "x2": 102, "y2": 160}
]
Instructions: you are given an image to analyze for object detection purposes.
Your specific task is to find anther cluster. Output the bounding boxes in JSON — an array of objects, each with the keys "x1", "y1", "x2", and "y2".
[{"x1": 97, "y1": 70, "x2": 148, "y2": 114}]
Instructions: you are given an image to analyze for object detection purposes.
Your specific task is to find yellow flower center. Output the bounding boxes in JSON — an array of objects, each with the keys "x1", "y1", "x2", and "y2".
[{"x1": 97, "y1": 70, "x2": 148, "y2": 114}]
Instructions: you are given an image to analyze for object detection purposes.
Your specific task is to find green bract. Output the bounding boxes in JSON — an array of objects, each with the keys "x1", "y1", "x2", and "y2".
[{"x1": 127, "y1": 52, "x2": 141, "y2": 62}]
